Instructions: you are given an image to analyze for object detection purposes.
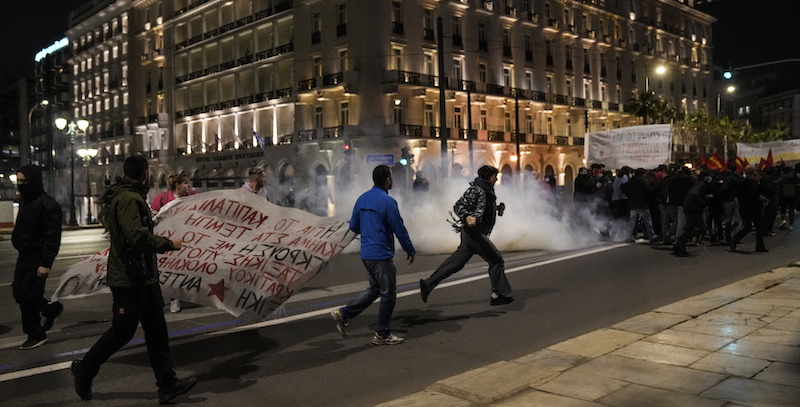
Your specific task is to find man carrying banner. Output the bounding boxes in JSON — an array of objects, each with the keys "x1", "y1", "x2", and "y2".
[
  {"x1": 71, "y1": 155, "x2": 197, "y2": 403},
  {"x1": 331, "y1": 165, "x2": 416, "y2": 345}
]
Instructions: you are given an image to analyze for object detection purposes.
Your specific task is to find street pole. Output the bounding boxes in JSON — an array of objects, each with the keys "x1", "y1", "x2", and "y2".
[
  {"x1": 467, "y1": 87, "x2": 473, "y2": 175},
  {"x1": 70, "y1": 137, "x2": 77, "y2": 226},
  {"x1": 436, "y1": 17, "x2": 448, "y2": 179},
  {"x1": 514, "y1": 93, "x2": 521, "y2": 181},
  {"x1": 85, "y1": 162, "x2": 92, "y2": 224}
]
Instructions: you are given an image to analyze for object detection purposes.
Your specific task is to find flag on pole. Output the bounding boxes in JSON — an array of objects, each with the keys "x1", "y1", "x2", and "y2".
[
  {"x1": 708, "y1": 153, "x2": 725, "y2": 170},
  {"x1": 766, "y1": 149, "x2": 774, "y2": 167},
  {"x1": 735, "y1": 155, "x2": 749, "y2": 173},
  {"x1": 254, "y1": 130, "x2": 266, "y2": 149}
]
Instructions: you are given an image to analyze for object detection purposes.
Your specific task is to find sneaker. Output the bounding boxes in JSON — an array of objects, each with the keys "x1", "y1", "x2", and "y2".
[
  {"x1": 71, "y1": 360, "x2": 94, "y2": 401},
  {"x1": 490, "y1": 292, "x2": 514, "y2": 306},
  {"x1": 330, "y1": 309, "x2": 348, "y2": 337},
  {"x1": 779, "y1": 220, "x2": 787, "y2": 229},
  {"x1": 42, "y1": 301, "x2": 64, "y2": 331},
  {"x1": 19, "y1": 337, "x2": 47, "y2": 350},
  {"x1": 419, "y1": 279, "x2": 430, "y2": 303},
  {"x1": 372, "y1": 332, "x2": 404, "y2": 345},
  {"x1": 158, "y1": 376, "x2": 197, "y2": 404},
  {"x1": 170, "y1": 299, "x2": 182, "y2": 313}
]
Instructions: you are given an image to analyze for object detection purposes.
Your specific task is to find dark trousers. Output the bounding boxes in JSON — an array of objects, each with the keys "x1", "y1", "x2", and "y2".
[
  {"x1": 13, "y1": 263, "x2": 49, "y2": 341},
  {"x1": 422, "y1": 229, "x2": 512, "y2": 297},
  {"x1": 676, "y1": 211, "x2": 705, "y2": 250},
  {"x1": 733, "y1": 209, "x2": 766, "y2": 251},
  {"x1": 340, "y1": 259, "x2": 397, "y2": 336},
  {"x1": 83, "y1": 284, "x2": 176, "y2": 389}
]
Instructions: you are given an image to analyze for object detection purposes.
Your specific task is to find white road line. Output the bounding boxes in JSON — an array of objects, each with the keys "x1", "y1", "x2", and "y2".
[{"x1": 0, "y1": 243, "x2": 625, "y2": 382}]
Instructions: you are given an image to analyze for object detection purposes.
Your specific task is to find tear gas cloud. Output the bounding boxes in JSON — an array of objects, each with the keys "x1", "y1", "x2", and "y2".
[{"x1": 332, "y1": 168, "x2": 607, "y2": 255}]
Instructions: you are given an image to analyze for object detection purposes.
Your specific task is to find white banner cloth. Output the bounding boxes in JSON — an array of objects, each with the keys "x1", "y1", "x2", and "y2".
[
  {"x1": 736, "y1": 140, "x2": 800, "y2": 164},
  {"x1": 584, "y1": 124, "x2": 672, "y2": 169},
  {"x1": 52, "y1": 190, "x2": 356, "y2": 318}
]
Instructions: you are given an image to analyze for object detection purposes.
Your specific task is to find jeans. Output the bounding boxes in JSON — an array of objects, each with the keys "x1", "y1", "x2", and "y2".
[
  {"x1": 422, "y1": 229, "x2": 512, "y2": 297},
  {"x1": 83, "y1": 284, "x2": 176, "y2": 389},
  {"x1": 627, "y1": 207, "x2": 656, "y2": 240},
  {"x1": 340, "y1": 259, "x2": 397, "y2": 337},
  {"x1": 660, "y1": 203, "x2": 678, "y2": 240}
]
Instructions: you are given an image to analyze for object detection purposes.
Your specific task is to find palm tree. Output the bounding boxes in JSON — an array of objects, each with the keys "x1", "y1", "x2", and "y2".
[{"x1": 627, "y1": 91, "x2": 674, "y2": 124}]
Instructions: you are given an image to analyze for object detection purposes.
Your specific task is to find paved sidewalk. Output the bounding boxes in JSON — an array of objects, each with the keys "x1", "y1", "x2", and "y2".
[{"x1": 378, "y1": 264, "x2": 800, "y2": 407}]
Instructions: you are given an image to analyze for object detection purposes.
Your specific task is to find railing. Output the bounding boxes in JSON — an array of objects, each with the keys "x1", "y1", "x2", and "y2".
[
  {"x1": 532, "y1": 134, "x2": 548, "y2": 144},
  {"x1": 555, "y1": 136, "x2": 569, "y2": 145}
]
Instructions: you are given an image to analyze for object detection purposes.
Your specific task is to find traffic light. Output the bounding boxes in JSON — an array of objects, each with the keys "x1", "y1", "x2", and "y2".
[
  {"x1": 400, "y1": 146, "x2": 414, "y2": 166},
  {"x1": 722, "y1": 66, "x2": 734, "y2": 80}
]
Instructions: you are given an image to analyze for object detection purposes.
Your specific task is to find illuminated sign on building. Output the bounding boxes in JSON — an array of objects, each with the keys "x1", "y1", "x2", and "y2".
[{"x1": 34, "y1": 37, "x2": 69, "y2": 62}]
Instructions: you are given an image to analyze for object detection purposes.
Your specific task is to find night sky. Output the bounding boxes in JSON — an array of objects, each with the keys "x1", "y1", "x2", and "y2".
[
  {"x1": 0, "y1": 1, "x2": 796, "y2": 85},
  {"x1": 0, "y1": 0, "x2": 90, "y2": 85}
]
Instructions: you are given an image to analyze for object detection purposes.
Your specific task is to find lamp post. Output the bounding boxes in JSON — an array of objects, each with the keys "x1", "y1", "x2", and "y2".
[
  {"x1": 26, "y1": 99, "x2": 49, "y2": 166},
  {"x1": 643, "y1": 65, "x2": 666, "y2": 124},
  {"x1": 77, "y1": 147, "x2": 98, "y2": 224},
  {"x1": 55, "y1": 117, "x2": 89, "y2": 226}
]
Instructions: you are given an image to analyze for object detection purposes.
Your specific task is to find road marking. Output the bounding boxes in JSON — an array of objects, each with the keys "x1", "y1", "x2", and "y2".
[{"x1": 0, "y1": 243, "x2": 625, "y2": 382}]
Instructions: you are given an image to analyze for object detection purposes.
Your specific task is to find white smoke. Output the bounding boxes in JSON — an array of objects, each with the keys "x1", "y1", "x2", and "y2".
[{"x1": 334, "y1": 166, "x2": 609, "y2": 255}]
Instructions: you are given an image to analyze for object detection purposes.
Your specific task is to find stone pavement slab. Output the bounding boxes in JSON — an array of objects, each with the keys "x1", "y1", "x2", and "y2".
[{"x1": 377, "y1": 267, "x2": 800, "y2": 407}]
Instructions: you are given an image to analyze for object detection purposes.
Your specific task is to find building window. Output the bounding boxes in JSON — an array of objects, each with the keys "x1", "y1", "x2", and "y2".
[
  {"x1": 480, "y1": 110, "x2": 487, "y2": 130},
  {"x1": 479, "y1": 63, "x2": 487, "y2": 83},
  {"x1": 340, "y1": 102, "x2": 349, "y2": 126},
  {"x1": 454, "y1": 107, "x2": 463, "y2": 129},
  {"x1": 315, "y1": 106, "x2": 323, "y2": 128},
  {"x1": 392, "y1": 47, "x2": 403, "y2": 70},
  {"x1": 503, "y1": 67, "x2": 512, "y2": 88},
  {"x1": 526, "y1": 115, "x2": 533, "y2": 134},
  {"x1": 453, "y1": 58, "x2": 463, "y2": 80},
  {"x1": 505, "y1": 112, "x2": 512, "y2": 132},
  {"x1": 424, "y1": 53, "x2": 434, "y2": 75},
  {"x1": 313, "y1": 56, "x2": 322, "y2": 77},
  {"x1": 339, "y1": 49, "x2": 348, "y2": 71},
  {"x1": 525, "y1": 70, "x2": 533, "y2": 90},
  {"x1": 424, "y1": 104, "x2": 435, "y2": 127},
  {"x1": 546, "y1": 76, "x2": 553, "y2": 93},
  {"x1": 394, "y1": 102, "x2": 403, "y2": 124}
]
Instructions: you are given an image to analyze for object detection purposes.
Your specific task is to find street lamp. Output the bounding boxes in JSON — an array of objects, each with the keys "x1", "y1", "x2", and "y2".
[
  {"x1": 26, "y1": 99, "x2": 49, "y2": 166},
  {"x1": 645, "y1": 64, "x2": 667, "y2": 93},
  {"x1": 77, "y1": 147, "x2": 98, "y2": 224},
  {"x1": 55, "y1": 117, "x2": 89, "y2": 226}
]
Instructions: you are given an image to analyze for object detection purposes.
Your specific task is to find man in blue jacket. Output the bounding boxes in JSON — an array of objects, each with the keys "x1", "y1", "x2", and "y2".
[{"x1": 331, "y1": 165, "x2": 415, "y2": 345}]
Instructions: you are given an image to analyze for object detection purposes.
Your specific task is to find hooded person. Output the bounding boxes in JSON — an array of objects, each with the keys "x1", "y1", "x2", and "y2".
[
  {"x1": 419, "y1": 165, "x2": 514, "y2": 306},
  {"x1": 11, "y1": 164, "x2": 64, "y2": 350}
]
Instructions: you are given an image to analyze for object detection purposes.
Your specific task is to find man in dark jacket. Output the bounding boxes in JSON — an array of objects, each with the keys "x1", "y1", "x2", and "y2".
[
  {"x1": 71, "y1": 155, "x2": 197, "y2": 403},
  {"x1": 12, "y1": 165, "x2": 63, "y2": 350},
  {"x1": 673, "y1": 171, "x2": 712, "y2": 255},
  {"x1": 621, "y1": 168, "x2": 658, "y2": 243},
  {"x1": 719, "y1": 164, "x2": 742, "y2": 244},
  {"x1": 419, "y1": 165, "x2": 513, "y2": 306},
  {"x1": 731, "y1": 167, "x2": 768, "y2": 253}
]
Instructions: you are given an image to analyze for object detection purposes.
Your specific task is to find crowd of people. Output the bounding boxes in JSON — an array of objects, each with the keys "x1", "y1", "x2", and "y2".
[{"x1": 573, "y1": 161, "x2": 799, "y2": 256}]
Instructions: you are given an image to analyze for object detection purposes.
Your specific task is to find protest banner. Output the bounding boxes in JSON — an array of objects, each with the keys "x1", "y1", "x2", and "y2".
[
  {"x1": 737, "y1": 140, "x2": 800, "y2": 166},
  {"x1": 52, "y1": 190, "x2": 357, "y2": 318},
  {"x1": 584, "y1": 124, "x2": 672, "y2": 169}
]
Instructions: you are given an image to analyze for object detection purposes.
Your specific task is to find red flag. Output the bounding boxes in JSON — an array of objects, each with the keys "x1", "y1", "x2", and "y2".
[
  {"x1": 735, "y1": 155, "x2": 748, "y2": 173},
  {"x1": 700, "y1": 155, "x2": 709, "y2": 168},
  {"x1": 766, "y1": 149, "x2": 774, "y2": 167},
  {"x1": 708, "y1": 153, "x2": 724, "y2": 170},
  {"x1": 758, "y1": 158, "x2": 768, "y2": 171}
]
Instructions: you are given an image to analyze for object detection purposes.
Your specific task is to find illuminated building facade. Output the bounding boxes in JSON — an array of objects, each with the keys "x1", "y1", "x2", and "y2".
[{"x1": 49, "y1": 0, "x2": 715, "y2": 219}]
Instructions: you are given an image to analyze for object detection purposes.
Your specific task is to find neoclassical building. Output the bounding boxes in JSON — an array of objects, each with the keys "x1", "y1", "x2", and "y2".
[{"x1": 40, "y1": 0, "x2": 714, "y2": 223}]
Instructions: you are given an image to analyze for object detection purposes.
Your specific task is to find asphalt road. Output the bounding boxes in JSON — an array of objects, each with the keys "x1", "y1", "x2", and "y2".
[{"x1": 1, "y1": 227, "x2": 798, "y2": 406}]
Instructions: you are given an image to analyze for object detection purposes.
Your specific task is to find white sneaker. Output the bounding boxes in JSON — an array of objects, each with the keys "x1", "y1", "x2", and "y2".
[
  {"x1": 372, "y1": 332, "x2": 404, "y2": 345},
  {"x1": 170, "y1": 299, "x2": 182, "y2": 313}
]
